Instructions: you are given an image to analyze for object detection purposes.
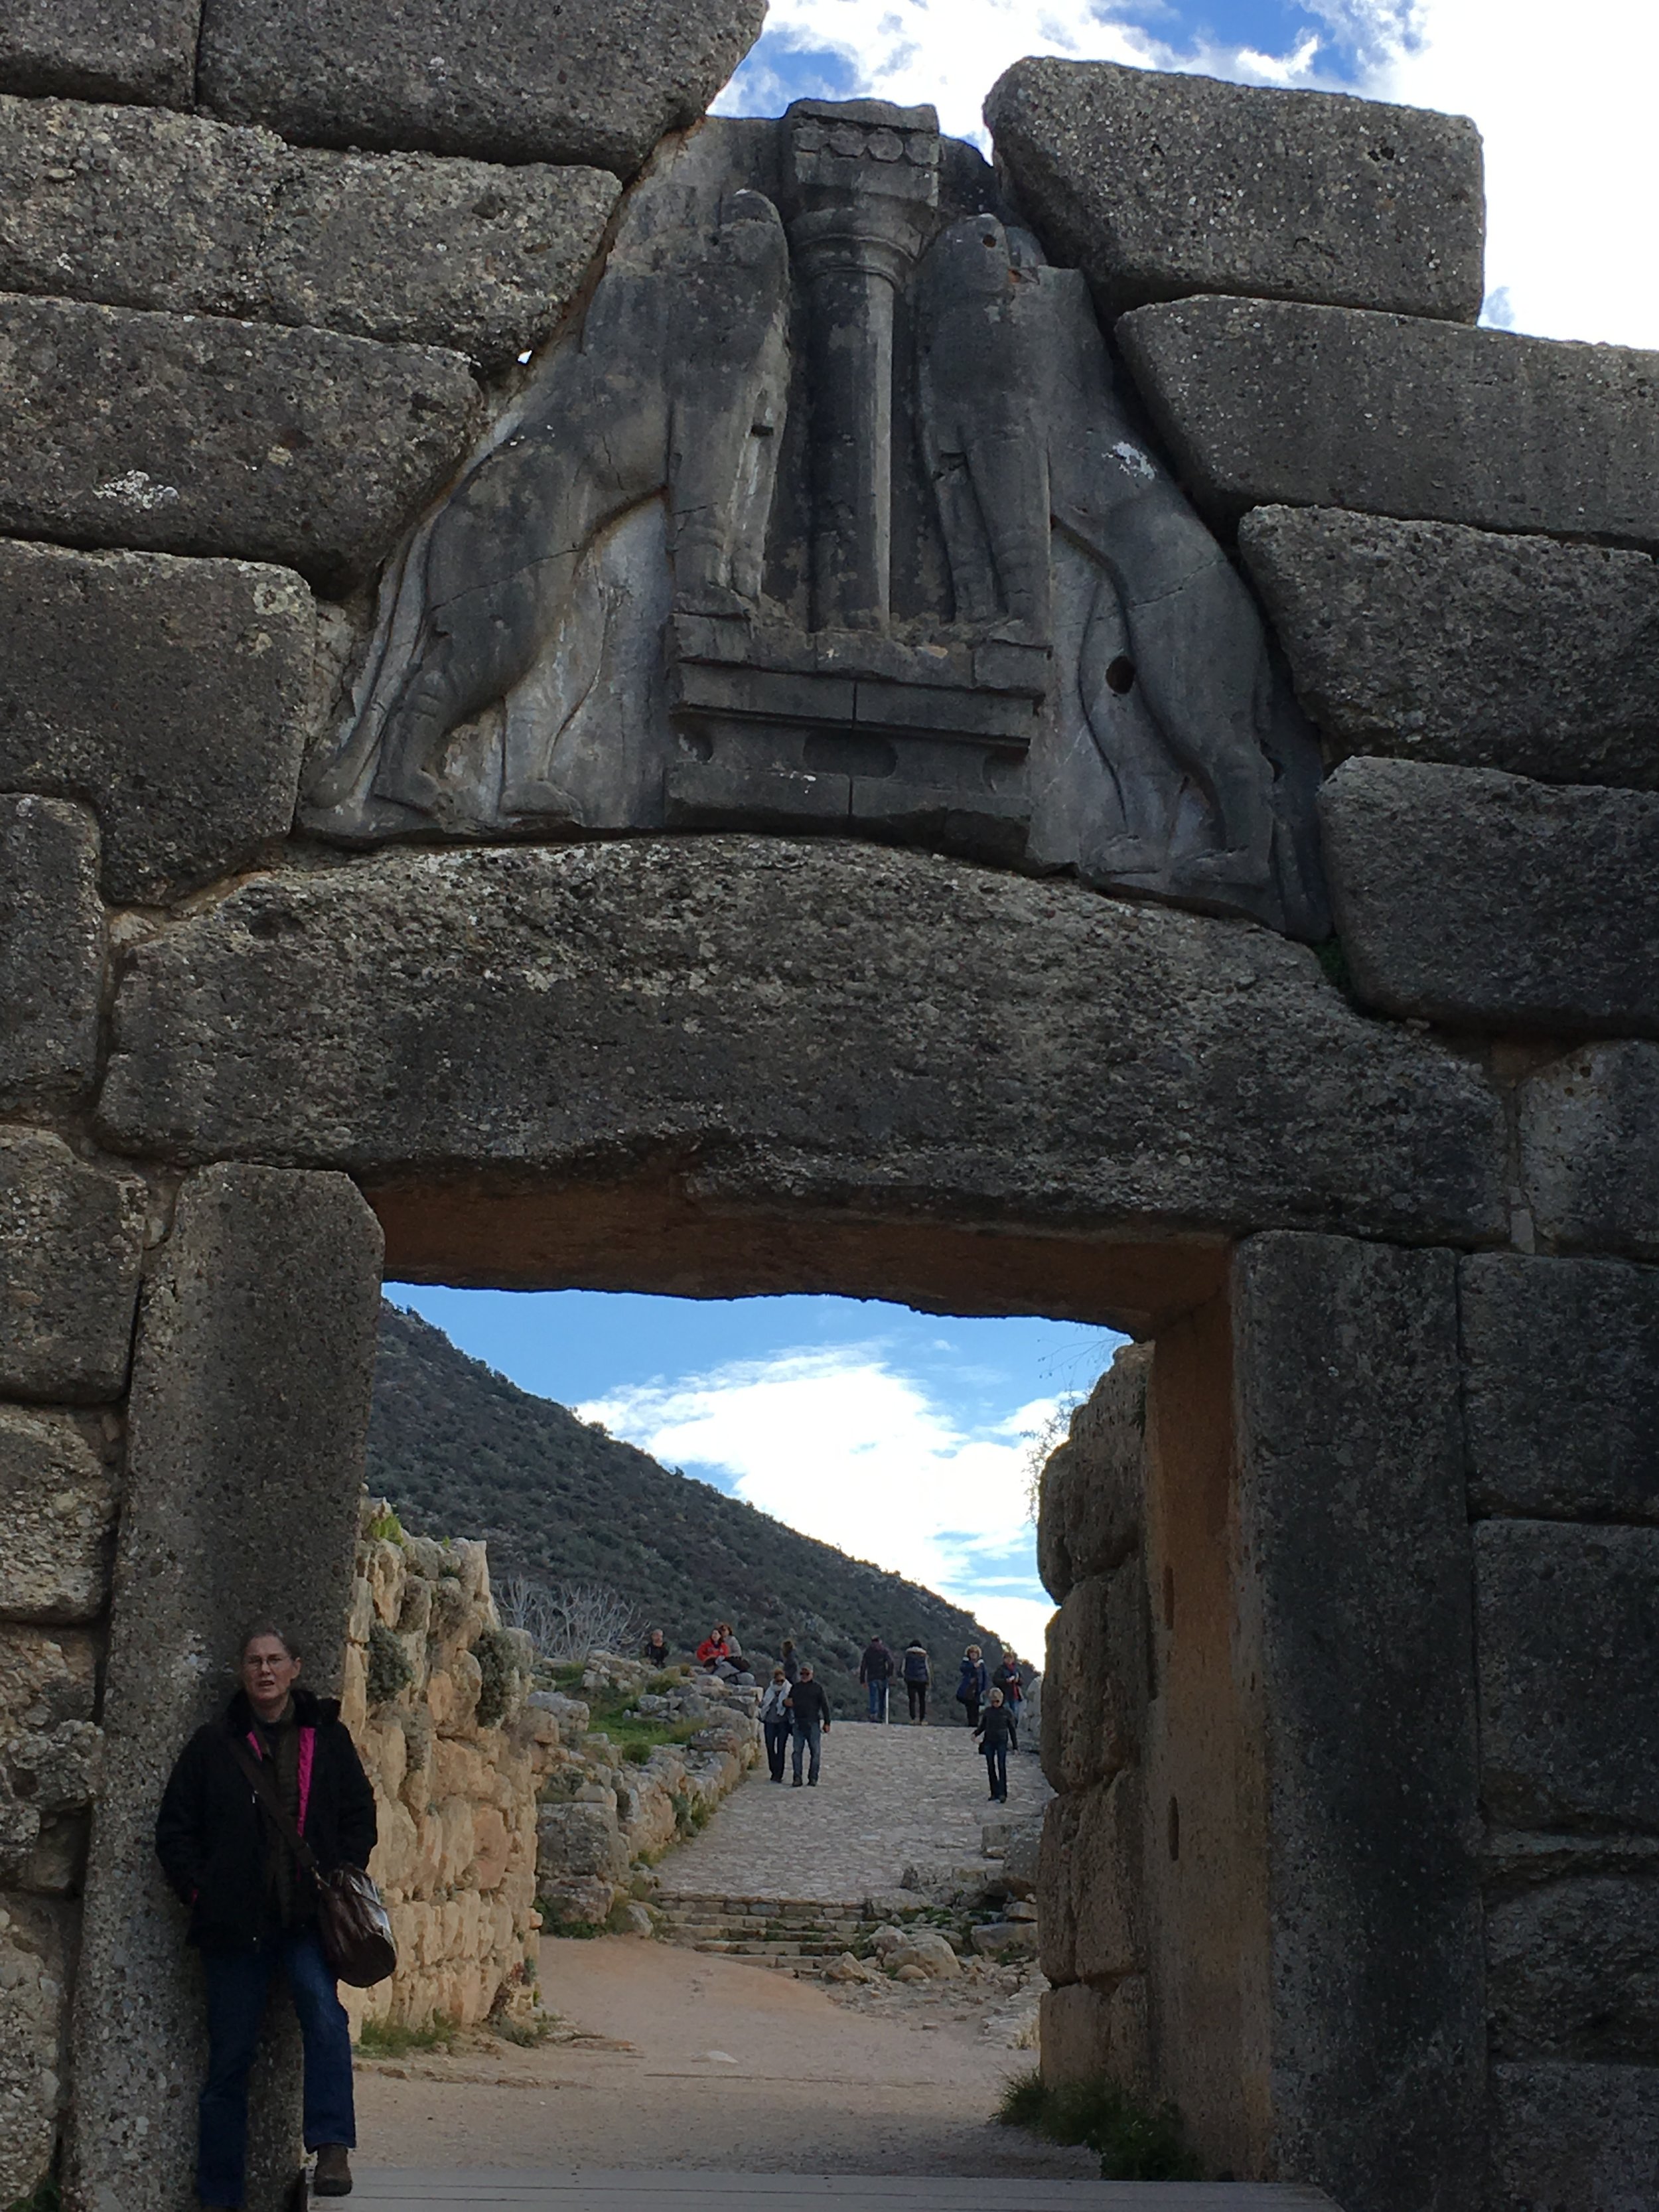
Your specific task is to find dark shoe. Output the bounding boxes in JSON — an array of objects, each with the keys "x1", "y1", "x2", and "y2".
[
  {"x1": 808, "y1": 1777, "x2": 818, "y2": 1786},
  {"x1": 792, "y1": 1776, "x2": 803, "y2": 1787},
  {"x1": 313, "y1": 2148, "x2": 352, "y2": 2197}
]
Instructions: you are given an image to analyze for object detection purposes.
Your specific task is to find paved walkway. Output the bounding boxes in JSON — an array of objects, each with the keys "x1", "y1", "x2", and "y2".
[{"x1": 656, "y1": 1720, "x2": 1050, "y2": 1902}]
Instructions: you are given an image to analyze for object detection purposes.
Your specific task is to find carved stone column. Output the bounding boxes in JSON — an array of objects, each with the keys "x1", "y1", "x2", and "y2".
[{"x1": 782, "y1": 101, "x2": 940, "y2": 631}]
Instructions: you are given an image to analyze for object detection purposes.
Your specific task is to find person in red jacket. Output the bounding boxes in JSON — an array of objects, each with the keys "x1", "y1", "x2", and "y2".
[
  {"x1": 156, "y1": 1622, "x2": 376, "y2": 2209},
  {"x1": 695, "y1": 1624, "x2": 731, "y2": 1670}
]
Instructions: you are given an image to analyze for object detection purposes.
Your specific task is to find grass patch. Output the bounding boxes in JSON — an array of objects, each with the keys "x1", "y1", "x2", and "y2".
[
  {"x1": 6, "y1": 2177, "x2": 58, "y2": 2212},
  {"x1": 354, "y1": 2014, "x2": 457, "y2": 2059},
  {"x1": 584, "y1": 1687, "x2": 702, "y2": 1759},
  {"x1": 997, "y1": 2067, "x2": 1200, "y2": 2182}
]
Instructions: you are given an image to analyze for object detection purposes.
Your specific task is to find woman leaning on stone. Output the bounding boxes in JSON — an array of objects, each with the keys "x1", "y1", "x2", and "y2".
[{"x1": 155, "y1": 1620, "x2": 376, "y2": 2209}]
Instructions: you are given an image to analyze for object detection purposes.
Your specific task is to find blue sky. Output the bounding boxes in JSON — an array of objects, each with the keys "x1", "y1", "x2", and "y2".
[{"x1": 388, "y1": 1286, "x2": 1122, "y2": 1657}]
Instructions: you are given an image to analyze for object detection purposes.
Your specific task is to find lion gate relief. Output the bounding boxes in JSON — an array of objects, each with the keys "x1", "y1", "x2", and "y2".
[{"x1": 305, "y1": 100, "x2": 1329, "y2": 940}]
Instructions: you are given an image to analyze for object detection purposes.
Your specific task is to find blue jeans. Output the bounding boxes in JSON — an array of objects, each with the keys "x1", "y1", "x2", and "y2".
[
  {"x1": 865, "y1": 1680, "x2": 888, "y2": 1722},
  {"x1": 199, "y1": 1931, "x2": 355, "y2": 2207},
  {"x1": 791, "y1": 1720, "x2": 823, "y2": 1782},
  {"x1": 983, "y1": 1744, "x2": 1008, "y2": 1799}
]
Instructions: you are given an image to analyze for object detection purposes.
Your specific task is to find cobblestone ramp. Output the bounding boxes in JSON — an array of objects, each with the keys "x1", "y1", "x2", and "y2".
[
  {"x1": 354, "y1": 2168, "x2": 1340, "y2": 2209},
  {"x1": 652, "y1": 1720, "x2": 1051, "y2": 1903}
]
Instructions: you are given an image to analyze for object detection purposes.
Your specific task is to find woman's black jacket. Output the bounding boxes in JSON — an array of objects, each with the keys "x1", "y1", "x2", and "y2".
[
  {"x1": 155, "y1": 1686, "x2": 376, "y2": 1953},
  {"x1": 975, "y1": 1703, "x2": 1018, "y2": 1751}
]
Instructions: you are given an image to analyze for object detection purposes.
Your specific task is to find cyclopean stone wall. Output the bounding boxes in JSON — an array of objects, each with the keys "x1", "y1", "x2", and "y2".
[
  {"x1": 340, "y1": 1505, "x2": 553, "y2": 2037},
  {"x1": 0, "y1": 11, "x2": 1654, "y2": 2210}
]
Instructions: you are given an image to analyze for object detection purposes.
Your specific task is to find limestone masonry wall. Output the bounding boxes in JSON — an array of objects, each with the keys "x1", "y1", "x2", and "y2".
[{"x1": 1, "y1": 5, "x2": 1656, "y2": 2208}]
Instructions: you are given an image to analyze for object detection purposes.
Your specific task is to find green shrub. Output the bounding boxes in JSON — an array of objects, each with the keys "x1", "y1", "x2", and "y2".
[
  {"x1": 365, "y1": 1622, "x2": 413, "y2": 1706},
  {"x1": 996, "y1": 2067, "x2": 1200, "y2": 2182},
  {"x1": 364, "y1": 1507, "x2": 405, "y2": 1544},
  {"x1": 473, "y1": 1627, "x2": 517, "y2": 1728},
  {"x1": 355, "y1": 2013, "x2": 456, "y2": 2058}
]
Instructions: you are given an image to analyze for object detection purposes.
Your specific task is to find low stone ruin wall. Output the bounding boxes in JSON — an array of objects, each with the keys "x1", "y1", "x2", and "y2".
[
  {"x1": 532, "y1": 1649, "x2": 761, "y2": 1931},
  {"x1": 342, "y1": 1500, "x2": 551, "y2": 2033}
]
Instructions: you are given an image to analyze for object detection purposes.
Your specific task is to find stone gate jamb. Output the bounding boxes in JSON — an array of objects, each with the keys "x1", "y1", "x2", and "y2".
[{"x1": 68, "y1": 1166, "x2": 384, "y2": 2212}]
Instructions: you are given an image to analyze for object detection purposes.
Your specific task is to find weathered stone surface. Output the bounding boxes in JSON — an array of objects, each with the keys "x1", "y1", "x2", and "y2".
[
  {"x1": 96, "y1": 842, "x2": 1508, "y2": 1249},
  {"x1": 0, "y1": 1134, "x2": 146, "y2": 1405},
  {"x1": 1041, "y1": 1564, "x2": 1147, "y2": 1796},
  {"x1": 0, "y1": 1894, "x2": 74, "y2": 2208},
  {"x1": 1070, "y1": 1769, "x2": 1144, "y2": 1986},
  {"x1": 0, "y1": 1627, "x2": 100, "y2": 1885},
  {"x1": 1038, "y1": 1343, "x2": 1148, "y2": 1602},
  {"x1": 0, "y1": 1408, "x2": 117, "y2": 1624},
  {"x1": 535, "y1": 1801, "x2": 626, "y2": 1881},
  {"x1": 1488, "y1": 2063, "x2": 1659, "y2": 2212},
  {"x1": 1520, "y1": 1043, "x2": 1659, "y2": 1262},
  {"x1": 1232, "y1": 1233, "x2": 1484, "y2": 2212},
  {"x1": 1321, "y1": 757, "x2": 1659, "y2": 1037},
  {"x1": 197, "y1": 0, "x2": 766, "y2": 177},
  {"x1": 1462, "y1": 1254, "x2": 1659, "y2": 1523},
  {"x1": 0, "y1": 97, "x2": 620, "y2": 367},
  {"x1": 70, "y1": 1165, "x2": 383, "y2": 2212},
  {"x1": 0, "y1": 796, "x2": 102, "y2": 1108},
  {"x1": 0, "y1": 0, "x2": 197, "y2": 105},
  {"x1": 0, "y1": 295, "x2": 481, "y2": 587},
  {"x1": 1118, "y1": 297, "x2": 1659, "y2": 544},
  {"x1": 1488, "y1": 1876, "x2": 1659, "y2": 2061},
  {"x1": 1039, "y1": 1976, "x2": 1149, "y2": 2097},
  {"x1": 985, "y1": 60, "x2": 1482, "y2": 325},
  {"x1": 1477, "y1": 1521, "x2": 1659, "y2": 1832},
  {"x1": 0, "y1": 540, "x2": 314, "y2": 906},
  {"x1": 1240, "y1": 508, "x2": 1659, "y2": 788}
]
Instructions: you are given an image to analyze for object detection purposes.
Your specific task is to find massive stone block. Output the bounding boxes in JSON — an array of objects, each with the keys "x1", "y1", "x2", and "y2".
[
  {"x1": 1477, "y1": 1520, "x2": 1659, "y2": 1831},
  {"x1": 0, "y1": 98, "x2": 619, "y2": 368},
  {"x1": 1461, "y1": 1253, "x2": 1659, "y2": 1522},
  {"x1": 1232, "y1": 1233, "x2": 1484, "y2": 2212},
  {"x1": 1118, "y1": 297, "x2": 1659, "y2": 544},
  {"x1": 0, "y1": 1895, "x2": 74, "y2": 2208},
  {"x1": 985, "y1": 60, "x2": 1483, "y2": 324},
  {"x1": 0, "y1": 540, "x2": 314, "y2": 906},
  {"x1": 0, "y1": 295, "x2": 481, "y2": 587},
  {"x1": 1041, "y1": 1562, "x2": 1147, "y2": 1795},
  {"x1": 1037, "y1": 1342, "x2": 1147, "y2": 1602},
  {"x1": 96, "y1": 842, "x2": 1508, "y2": 1254},
  {"x1": 69, "y1": 1165, "x2": 384, "y2": 2212},
  {"x1": 1240, "y1": 508, "x2": 1659, "y2": 788},
  {"x1": 197, "y1": 0, "x2": 766, "y2": 177},
  {"x1": 1519, "y1": 1043, "x2": 1659, "y2": 1262},
  {"x1": 0, "y1": 1408, "x2": 118, "y2": 1625},
  {"x1": 0, "y1": 1134, "x2": 146, "y2": 1405},
  {"x1": 1488, "y1": 2063, "x2": 1659, "y2": 2212},
  {"x1": 1486, "y1": 1876, "x2": 1659, "y2": 2061},
  {"x1": 0, "y1": 0, "x2": 198, "y2": 105},
  {"x1": 1321, "y1": 757, "x2": 1659, "y2": 1037},
  {"x1": 0, "y1": 796, "x2": 103, "y2": 1110},
  {"x1": 0, "y1": 1625, "x2": 100, "y2": 1887}
]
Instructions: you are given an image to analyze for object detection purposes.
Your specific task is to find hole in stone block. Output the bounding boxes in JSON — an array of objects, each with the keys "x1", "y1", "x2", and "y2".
[{"x1": 1106, "y1": 656, "x2": 1136, "y2": 696}]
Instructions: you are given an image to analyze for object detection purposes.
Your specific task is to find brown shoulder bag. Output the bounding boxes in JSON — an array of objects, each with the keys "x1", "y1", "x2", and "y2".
[{"x1": 230, "y1": 1736, "x2": 397, "y2": 1988}]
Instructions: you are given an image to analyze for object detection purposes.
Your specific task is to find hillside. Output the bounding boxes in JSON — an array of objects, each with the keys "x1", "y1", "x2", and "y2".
[{"x1": 364, "y1": 1302, "x2": 1005, "y2": 1715}]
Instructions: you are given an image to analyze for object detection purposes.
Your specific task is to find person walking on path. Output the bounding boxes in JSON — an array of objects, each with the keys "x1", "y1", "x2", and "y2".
[
  {"x1": 955, "y1": 1645, "x2": 988, "y2": 1728},
  {"x1": 758, "y1": 1666, "x2": 792, "y2": 1782},
  {"x1": 901, "y1": 1638, "x2": 931, "y2": 1722},
  {"x1": 155, "y1": 1621, "x2": 377, "y2": 2209},
  {"x1": 991, "y1": 1653, "x2": 1025, "y2": 1748},
  {"x1": 786, "y1": 1664, "x2": 832, "y2": 1785},
  {"x1": 975, "y1": 1686, "x2": 1017, "y2": 1803},
  {"x1": 780, "y1": 1638, "x2": 800, "y2": 1684},
  {"x1": 859, "y1": 1634, "x2": 894, "y2": 1723}
]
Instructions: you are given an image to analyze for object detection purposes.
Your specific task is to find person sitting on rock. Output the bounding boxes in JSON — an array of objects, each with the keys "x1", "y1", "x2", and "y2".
[
  {"x1": 155, "y1": 1620, "x2": 376, "y2": 2209},
  {"x1": 695, "y1": 1625, "x2": 731, "y2": 1671},
  {"x1": 975, "y1": 1687, "x2": 1017, "y2": 1804},
  {"x1": 786, "y1": 1664, "x2": 833, "y2": 1786},
  {"x1": 642, "y1": 1627, "x2": 672, "y2": 1670}
]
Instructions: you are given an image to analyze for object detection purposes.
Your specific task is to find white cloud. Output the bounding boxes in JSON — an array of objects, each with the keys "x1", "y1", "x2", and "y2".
[
  {"x1": 579, "y1": 1345, "x2": 1057, "y2": 1655},
  {"x1": 721, "y1": 0, "x2": 1659, "y2": 345}
]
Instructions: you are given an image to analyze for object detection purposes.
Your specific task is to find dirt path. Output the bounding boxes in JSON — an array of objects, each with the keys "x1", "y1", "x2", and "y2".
[
  {"x1": 357, "y1": 1936, "x2": 1088, "y2": 2177},
  {"x1": 656, "y1": 1720, "x2": 1050, "y2": 1903}
]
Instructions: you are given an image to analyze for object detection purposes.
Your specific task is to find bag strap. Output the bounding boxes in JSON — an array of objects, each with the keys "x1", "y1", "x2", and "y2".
[{"x1": 228, "y1": 1732, "x2": 323, "y2": 1881}]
